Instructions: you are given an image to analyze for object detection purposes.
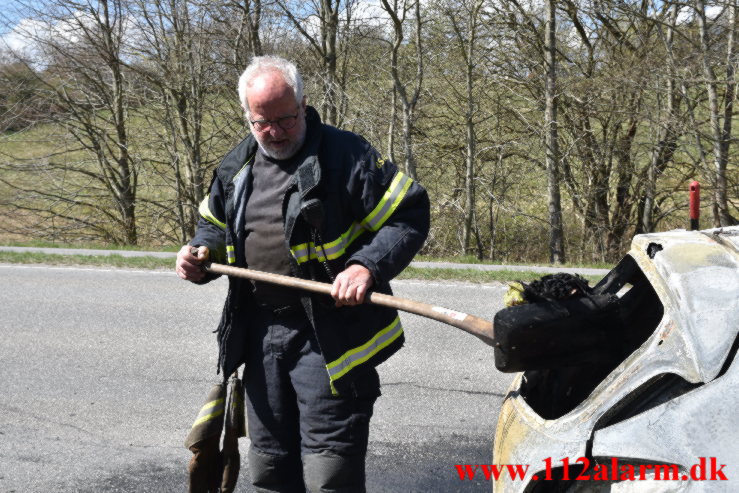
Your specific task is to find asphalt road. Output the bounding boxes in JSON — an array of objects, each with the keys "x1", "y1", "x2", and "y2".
[{"x1": 0, "y1": 264, "x2": 514, "y2": 493}]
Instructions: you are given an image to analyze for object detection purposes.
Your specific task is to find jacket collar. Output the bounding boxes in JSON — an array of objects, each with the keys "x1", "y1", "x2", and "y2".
[{"x1": 295, "y1": 106, "x2": 323, "y2": 200}]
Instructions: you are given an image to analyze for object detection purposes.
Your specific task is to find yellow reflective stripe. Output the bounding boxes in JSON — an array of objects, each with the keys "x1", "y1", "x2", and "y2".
[
  {"x1": 289, "y1": 172, "x2": 412, "y2": 265},
  {"x1": 198, "y1": 195, "x2": 226, "y2": 230},
  {"x1": 318, "y1": 223, "x2": 365, "y2": 260},
  {"x1": 232, "y1": 155, "x2": 254, "y2": 182},
  {"x1": 326, "y1": 316, "x2": 403, "y2": 382},
  {"x1": 361, "y1": 172, "x2": 413, "y2": 232},
  {"x1": 199, "y1": 155, "x2": 252, "y2": 230},
  {"x1": 291, "y1": 242, "x2": 311, "y2": 263},
  {"x1": 227, "y1": 245, "x2": 235, "y2": 264},
  {"x1": 191, "y1": 397, "x2": 225, "y2": 428},
  {"x1": 290, "y1": 222, "x2": 365, "y2": 265}
]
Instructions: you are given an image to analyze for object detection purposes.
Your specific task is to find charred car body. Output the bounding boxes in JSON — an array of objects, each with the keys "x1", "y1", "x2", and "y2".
[{"x1": 493, "y1": 226, "x2": 739, "y2": 492}]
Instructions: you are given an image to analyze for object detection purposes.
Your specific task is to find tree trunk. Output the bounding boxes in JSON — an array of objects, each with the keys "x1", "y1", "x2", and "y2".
[
  {"x1": 461, "y1": 0, "x2": 483, "y2": 255},
  {"x1": 642, "y1": 5, "x2": 680, "y2": 233},
  {"x1": 698, "y1": 0, "x2": 738, "y2": 227},
  {"x1": 321, "y1": 0, "x2": 339, "y2": 125},
  {"x1": 387, "y1": 86, "x2": 397, "y2": 163},
  {"x1": 718, "y1": 2, "x2": 738, "y2": 225},
  {"x1": 104, "y1": 0, "x2": 138, "y2": 244},
  {"x1": 545, "y1": 0, "x2": 564, "y2": 263},
  {"x1": 379, "y1": 0, "x2": 424, "y2": 180},
  {"x1": 247, "y1": 0, "x2": 263, "y2": 57}
]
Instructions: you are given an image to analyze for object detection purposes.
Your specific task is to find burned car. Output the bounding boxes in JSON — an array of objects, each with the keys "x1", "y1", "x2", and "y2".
[{"x1": 492, "y1": 226, "x2": 739, "y2": 492}]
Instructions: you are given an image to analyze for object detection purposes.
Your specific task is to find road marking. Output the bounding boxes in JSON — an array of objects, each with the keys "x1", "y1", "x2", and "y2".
[{"x1": 0, "y1": 263, "x2": 175, "y2": 276}]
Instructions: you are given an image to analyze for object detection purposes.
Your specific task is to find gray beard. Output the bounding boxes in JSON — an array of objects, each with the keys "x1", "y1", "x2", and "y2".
[{"x1": 255, "y1": 125, "x2": 307, "y2": 160}]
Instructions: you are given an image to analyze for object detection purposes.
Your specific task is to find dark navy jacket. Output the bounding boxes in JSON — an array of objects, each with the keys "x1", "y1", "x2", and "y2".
[{"x1": 191, "y1": 107, "x2": 430, "y2": 393}]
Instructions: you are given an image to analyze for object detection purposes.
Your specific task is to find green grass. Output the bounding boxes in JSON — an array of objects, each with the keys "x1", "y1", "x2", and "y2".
[
  {"x1": 0, "y1": 251, "x2": 175, "y2": 269},
  {"x1": 0, "y1": 250, "x2": 606, "y2": 284},
  {"x1": 0, "y1": 123, "x2": 63, "y2": 158},
  {"x1": 413, "y1": 254, "x2": 613, "y2": 270},
  {"x1": 396, "y1": 266, "x2": 603, "y2": 284},
  {"x1": 0, "y1": 240, "x2": 180, "y2": 252}
]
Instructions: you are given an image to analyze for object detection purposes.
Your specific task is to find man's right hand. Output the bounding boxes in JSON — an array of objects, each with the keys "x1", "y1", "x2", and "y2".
[{"x1": 176, "y1": 245, "x2": 209, "y2": 282}]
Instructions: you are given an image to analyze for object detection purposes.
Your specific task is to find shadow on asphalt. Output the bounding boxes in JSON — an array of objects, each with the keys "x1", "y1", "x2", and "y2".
[{"x1": 74, "y1": 434, "x2": 492, "y2": 492}]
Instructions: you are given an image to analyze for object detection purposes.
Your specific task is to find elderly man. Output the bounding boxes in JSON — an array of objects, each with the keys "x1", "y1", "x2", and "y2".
[{"x1": 176, "y1": 56, "x2": 429, "y2": 492}]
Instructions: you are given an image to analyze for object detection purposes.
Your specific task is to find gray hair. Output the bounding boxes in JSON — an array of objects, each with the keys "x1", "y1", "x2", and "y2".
[{"x1": 238, "y1": 56, "x2": 304, "y2": 112}]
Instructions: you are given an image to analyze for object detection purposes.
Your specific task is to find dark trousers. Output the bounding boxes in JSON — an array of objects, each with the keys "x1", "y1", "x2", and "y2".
[{"x1": 244, "y1": 303, "x2": 380, "y2": 493}]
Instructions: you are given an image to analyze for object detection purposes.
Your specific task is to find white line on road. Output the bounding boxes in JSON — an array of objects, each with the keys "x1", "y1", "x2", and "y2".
[{"x1": 0, "y1": 263, "x2": 175, "y2": 276}]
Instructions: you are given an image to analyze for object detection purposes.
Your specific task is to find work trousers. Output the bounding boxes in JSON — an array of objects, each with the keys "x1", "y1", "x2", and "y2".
[{"x1": 244, "y1": 303, "x2": 380, "y2": 493}]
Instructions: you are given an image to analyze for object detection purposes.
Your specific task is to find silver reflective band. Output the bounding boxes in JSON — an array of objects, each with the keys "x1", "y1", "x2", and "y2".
[
  {"x1": 291, "y1": 222, "x2": 364, "y2": 263},
  {"x1": 361, "y1": 172, "x2": 413, "y2": 232},
  {"x1": 326, "y1": 316, "x2": 403, "y2": 382},
  {"x1": 191, "y1": 397, "x2": 225, "y2": 428},
  {"x1": 290, "y1": 171, "x2": 414, "y2": 265}
]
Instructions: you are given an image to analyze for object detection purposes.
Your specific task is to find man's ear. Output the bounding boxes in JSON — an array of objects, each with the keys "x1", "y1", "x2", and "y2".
[{"x1": 301, "y1": 96, "x2": 307, "y2": 110}]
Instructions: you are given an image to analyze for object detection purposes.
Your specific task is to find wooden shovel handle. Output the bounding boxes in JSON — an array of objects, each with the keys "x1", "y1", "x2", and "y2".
[{"x1": 200, "y1": 260, "x2": 495, "y2": 347}]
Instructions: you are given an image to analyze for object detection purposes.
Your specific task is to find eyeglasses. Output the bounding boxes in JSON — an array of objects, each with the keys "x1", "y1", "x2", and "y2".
[{"x1": 249, "y1": 108, "x2": 300, "y2": 131}]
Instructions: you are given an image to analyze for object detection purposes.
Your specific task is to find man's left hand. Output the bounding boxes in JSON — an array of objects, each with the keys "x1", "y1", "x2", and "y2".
[{"x1": 331, "y1": 264, "x2": 374, "y2": 307}]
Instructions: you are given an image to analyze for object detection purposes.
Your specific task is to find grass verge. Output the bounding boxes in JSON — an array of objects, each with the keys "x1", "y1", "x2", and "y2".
[
  {"x1": 0, "y1": 240, "x2": 180, "y2": 252},
  {"x1": 0, "y1": 251, "x2": 174, "y2": 270},
  {"x1": 397, "y1": 266, "x2": 603, "y2": 284},
  {"x1": 0, "y1": 251, "x2": 605, "y2": 284},
  {"x1": 413, "y1": 254, "x2": 613, "y2": 270}
]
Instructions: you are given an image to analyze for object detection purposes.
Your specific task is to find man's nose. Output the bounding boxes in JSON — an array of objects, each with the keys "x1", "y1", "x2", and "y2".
[{"x1": 268, "y1": 124, "x2": 286, "y2": 137}]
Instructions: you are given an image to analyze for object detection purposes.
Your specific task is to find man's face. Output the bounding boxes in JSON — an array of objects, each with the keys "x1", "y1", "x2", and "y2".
[{"x1": 245, "y1": 71, "x2": 307, "y2": 160}]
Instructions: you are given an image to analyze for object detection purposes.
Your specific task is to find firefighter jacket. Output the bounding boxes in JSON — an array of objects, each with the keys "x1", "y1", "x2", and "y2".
[{"x1": 191, "y1": 106, "x2": 430, "y2": 394}]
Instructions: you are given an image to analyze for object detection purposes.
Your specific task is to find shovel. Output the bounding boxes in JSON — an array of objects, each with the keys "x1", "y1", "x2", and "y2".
[{"x1": 191, "y1": 247, "x2": 495, "y2": 347}]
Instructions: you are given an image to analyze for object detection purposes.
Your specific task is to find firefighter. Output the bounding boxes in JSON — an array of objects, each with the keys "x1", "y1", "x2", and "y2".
[{"x1": 176, "y1": 56, "x2": 430, "y2": 492}]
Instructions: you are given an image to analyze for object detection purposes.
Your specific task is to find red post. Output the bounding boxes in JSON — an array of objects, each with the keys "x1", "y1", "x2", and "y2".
[{"x1": 689, "y1": 181, "x2": 700, "y2": 230}]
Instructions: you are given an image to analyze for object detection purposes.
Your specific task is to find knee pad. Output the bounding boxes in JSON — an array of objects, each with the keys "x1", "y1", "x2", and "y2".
[
  {"x1": 302, "y1": 452, "x2": 365, "y2": 493},
  {"x1": 248, "y1": 448, "x2": 305, "y2": 493}
]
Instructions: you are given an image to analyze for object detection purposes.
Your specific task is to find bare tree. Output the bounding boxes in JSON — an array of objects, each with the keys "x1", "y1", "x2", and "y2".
[
  {"x1": 236, "y1": 0, "x2": 264, "y2": 59},
  {"x1": 0, "y1": 0, "x2": 735, "y2": 257},
  {"x1": 386, "y1": 86, "x2": 397, "y2": 164},
  {"x1": 273, "y1": 0, "x2": 358, "y2": 125},
  {"x1": 379, "y1": 0, "x2": 424, "y2": 180},
  {"x1": 129, "y1": 0, "x2": 241, "y2": 242},
  {"x1": 544, "y1": 0, "x2": 565, "y2": 263},
  {"x1": 1, "y1": 0, "x2": 140, "y2": 244},
  {"x1": 696, "y1": 0, "x2": 738, "y2": 226},
  {"x1": 440, "y1": 0, "x2": 485, "y2": 256},
  {"x1": 541, "y1": 1, "x2": 687, "y2": 260},
  {"x1": 0, "y1": 60, "x2": 46, "y2": 132},
  {"x1": 214, "y1": 0, "x2": 264, "y2": 72},
  {"x1": 641, "y1": 3, "x2": 681, "y2": 233}
]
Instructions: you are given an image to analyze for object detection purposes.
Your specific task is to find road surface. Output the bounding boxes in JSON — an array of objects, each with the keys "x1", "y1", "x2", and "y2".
[{"x1": 0, "y1": 263, "x2": 514, "y2": 492}]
